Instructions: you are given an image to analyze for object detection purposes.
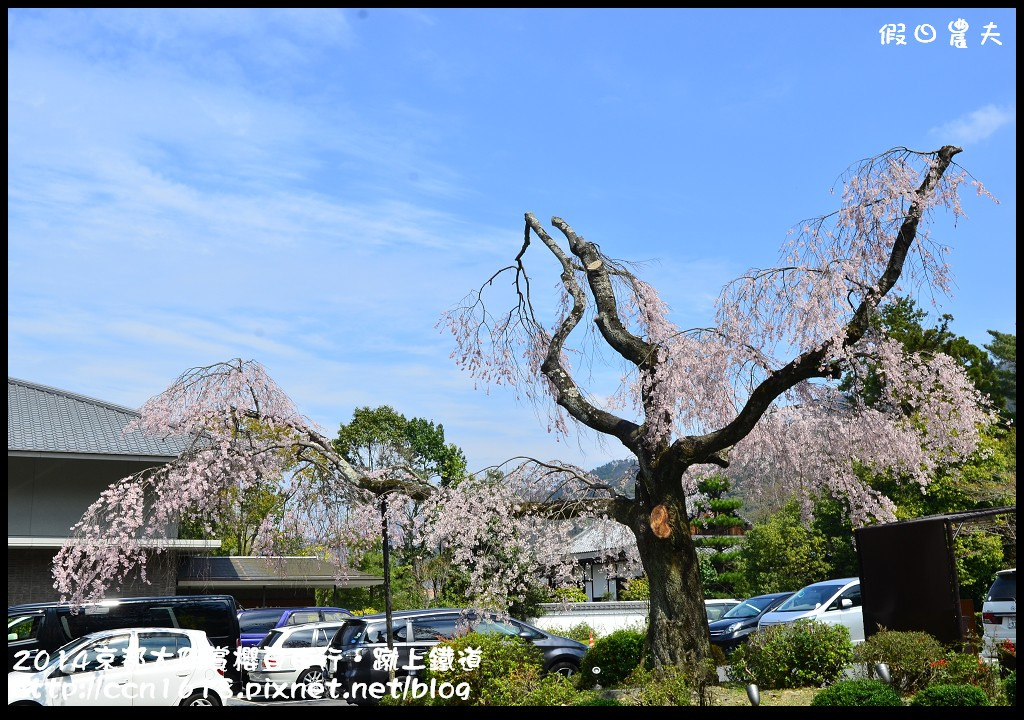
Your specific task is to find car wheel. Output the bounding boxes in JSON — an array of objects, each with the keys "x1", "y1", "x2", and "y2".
[
  {"x1": 298, "y1": 667, "x2": 327, "y2": 687},
  {"x1": 547, "y1": 660, "x2": 579, "y2": 677},
  {"x1": 179, "y1": 690, "x2": 222, "y2": 707}
]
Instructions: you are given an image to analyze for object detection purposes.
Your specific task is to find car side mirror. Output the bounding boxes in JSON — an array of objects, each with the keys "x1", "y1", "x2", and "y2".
[
  {"x1": 7, "y1": 633, "x2": 18, "y2": 642},
  {"x1": 518, "y1": 631, "x2": 535, "y2": 641},
  {"x1": 840, "y1": 598, "x2": 853, "y2": 609}
]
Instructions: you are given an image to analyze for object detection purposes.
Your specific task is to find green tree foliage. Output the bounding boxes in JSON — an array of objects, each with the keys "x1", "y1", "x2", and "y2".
[
  {"x1": 830, "y1": 298, "x2": 1016, "y2": 587},
  {"x1": 177, "y1": 417, "x2": 301, "y2": 555},
  {"x1": 954, "y1": 531, "x2": 1007, "y2": 609},
  {"x1": 845, "y1": 297, "x2": 1000, "y2": 410},
  {"x1": 984, "y1": 329, "x2": 1016, "y2": 424},
  {"x1": 738, "y1": 500, "x2": 832, "y2": 594},
  {"x1": 334, "y1": 405, "x2": 467, "y2": 485},
  {"x1": 178, "y1": 478, "x2": 296, "y2": 555},
  {"x1": 333, "y1": 406, "x2": 469, "y2": 608},
  {"x1": 691, "y1": 475, "x2": 747, "y2": 598},
  {"x1": 619, "y1": 576, "x2": 650, "y2": 601}
]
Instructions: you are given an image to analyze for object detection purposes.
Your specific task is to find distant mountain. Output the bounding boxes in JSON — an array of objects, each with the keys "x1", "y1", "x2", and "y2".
[{"x1": 588, "y1": 458, "x2": 638, "y2": 499}]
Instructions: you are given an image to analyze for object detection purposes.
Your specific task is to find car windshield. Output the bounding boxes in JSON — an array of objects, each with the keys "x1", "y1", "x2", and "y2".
[
  {"x1": 12, "y1": 635, "x2": 95, "y2": 672},
  {"x1": 257, "y1": 629, "x2": 285, "y2": 649},
  {"x1": 331, "y1": 621, "x2": 366, "y2": 648},
  {"x1": 776, "y1": 584, "x2": 845, "y2": 612},
  {"x1": 721, "y1": 596, "x2": 777, "y2": 619},
  {"x1": 240, "y1": 609, "x2": 285, "y2": 634},
  {"x1": 988, "y1": 573, "x2": 1016, "y2": 602}
]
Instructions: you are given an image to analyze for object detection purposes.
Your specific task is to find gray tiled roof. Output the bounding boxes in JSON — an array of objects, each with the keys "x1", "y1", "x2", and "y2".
[
  {"x1": 568, "y1": 521, "x2": 636, "y2": 556},
  {"x1": 179, "y1": 556, "x2": 384, "y2": 588},
  {"x1": 8, "y1": 377, "x2": 190, "y2": 458}
]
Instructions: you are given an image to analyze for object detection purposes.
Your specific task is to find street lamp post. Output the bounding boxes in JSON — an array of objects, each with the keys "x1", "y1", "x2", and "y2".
[{"x1": 380, "y1": 493, "x2": 396, "y2": 683}]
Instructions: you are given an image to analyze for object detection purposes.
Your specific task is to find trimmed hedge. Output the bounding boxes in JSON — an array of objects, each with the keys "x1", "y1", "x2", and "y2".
[
  {"x1": 811, "y1": 679, "x2": 903, "y2": 706},
  {"x1": 909, "y1": 683, "x2": 990, "y2": 706}
]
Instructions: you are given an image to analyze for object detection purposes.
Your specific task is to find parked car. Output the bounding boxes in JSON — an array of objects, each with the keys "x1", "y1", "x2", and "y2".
[
  {"x1": 758, "y1": 577, "x2": 864, "y2": 644},
  {"x1": 8, "y1": 627, "x2": 234, "y2": 706},
  {"x1": 326, "y1": 608, "x2": 588, "y2": 704},
  {"x1": 708, "y1": 592, "x2": 795, "y2": 655},
  {"x1": 7, "y1": 595, "x2": 241, "y2": 681},
  {"x1": 238, "y1": 607, "x2": 352, "y2": 648},
  {"x1": 981, "y1": 567, "x2": 1016, "y2": 659},
  {"x1": 704, "y1": 598, "x2": 741, "y2": 622},
  {"x1": 248, "y1": 620, "x2": 346, "y2": 691}
]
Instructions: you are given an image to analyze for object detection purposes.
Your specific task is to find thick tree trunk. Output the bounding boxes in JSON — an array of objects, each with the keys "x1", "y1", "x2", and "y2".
[{"x1": 632, "y1": 489, "x2": 711, "y2": 667}]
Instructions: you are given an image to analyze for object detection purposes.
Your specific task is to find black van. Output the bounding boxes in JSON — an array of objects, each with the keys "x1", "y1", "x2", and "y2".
[{"x1": 7, "y1": 595, "x2": 241, "y2": 680}]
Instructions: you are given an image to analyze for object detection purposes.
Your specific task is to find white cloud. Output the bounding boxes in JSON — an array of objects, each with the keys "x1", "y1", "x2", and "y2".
[{"x1": 931, "y1": 104, "x2": 1016, "y2": 145}]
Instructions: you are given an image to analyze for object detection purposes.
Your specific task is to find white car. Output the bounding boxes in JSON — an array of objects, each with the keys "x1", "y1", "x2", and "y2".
[
  {"x1": 705, "y1": 599, "x2": 741, "y2": 622},
  {"x1": 248, "y1": 621, "x2": 345, "y2": 693},
  {"x1": 982, "y1": 568, "x2": 1016, "y2": 659},
  {"x1": 758, "y1": 577, "x2": 864, "y2": 644},
  {"x1": 8, "y1": 627, "x2": 233, "y2": 706}
]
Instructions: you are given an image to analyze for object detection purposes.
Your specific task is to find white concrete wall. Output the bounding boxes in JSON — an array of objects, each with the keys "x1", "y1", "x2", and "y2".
[{"x1": 531, "y1": 601, "x2": 650, "y2": 636}]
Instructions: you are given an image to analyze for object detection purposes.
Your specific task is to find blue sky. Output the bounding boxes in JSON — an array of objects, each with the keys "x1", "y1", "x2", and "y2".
[{"x1": 8, "y1": 9, "x2": 1016, "y2": 475}]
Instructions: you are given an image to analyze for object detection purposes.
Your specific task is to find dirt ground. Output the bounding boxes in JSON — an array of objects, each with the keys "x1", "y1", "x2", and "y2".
[{"x1": 707, "y1": 685, "x2": 818, "y2": 706}]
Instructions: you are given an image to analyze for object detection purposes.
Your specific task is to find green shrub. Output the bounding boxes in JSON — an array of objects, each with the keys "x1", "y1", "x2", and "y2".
[
  {"x1": 910, "y1": 683, "x2": 990, "y2": 706},
  {"x1": 619, "y1": 576, "x2": 650, "y2": 601},
  {"x1": 414, "y1": 631, "x2": 544, "y2": 706},
  {"x1": 574, "y1": 696, "x2": 622, "y2": 706},
  {"x1": 726, "y1": 619, "x2": 853, "y2": 689},
  {"x1": 709, "y1": 643, "x2": 727, "y2": 668},
  {"x1": 617, "y1": 665, "x2": 693, "y2": 706},
  {"x1": 349, "y1": 607, "x2": 379, "y2": 616},
  {"x1": 546, "y1": 622, "x2": 599, "y2": 645},
  {"x1": 854, "y1": 629, "x2": 945, "y2": 694},
  {"x1": 549, "y1": 586, "x2": 588, "y2": 604},
  {"x1": 929, "y1": 651, "x2": 1001, "y2": 703},
  {"x1": 811, "y1": 679, "x2": 903, "y2": 706},
  {"x1": 579, "y1": 629, "x2": 646, "y2": 688},
  {"x1": 1004, "y1": 670, "x2": 1016, "y2": 706},
  {"x1": 521, "y1": 673, "x2": 594, "y2": 706}
]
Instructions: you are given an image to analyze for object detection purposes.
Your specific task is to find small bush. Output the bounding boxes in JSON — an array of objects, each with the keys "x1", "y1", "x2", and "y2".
[
  {"x1": 546, "y1": 622, "x2": 599, "y2": 645},
  {"x1": 929, "y1": 651, "x2": 1001, "y2": 703},
  {"x1": 549, "y1": 586, "x2": 588, "y2": 604},
  {"x1": 854, "y1": 628, "x2": 945, "y2": 694},
  {"x1": 574, "y1": 696, "x2": 622, "y2": 706},
  {"x1": 811, "y1": 679, "x2": 903, "y2": 706},
  {"x1": 619, "y1": 576, "x2": 650, "y2": 601},
  {"x1": 709, "y1": 644, "x2": 727, "y2": 667},
  {"x1": 1004, "y1": 670, "x2": 1015, "y2": 706},
  {"x1": 727, "y1": 619, "x2": 853, "y2": 689},
  {"x1": 579, "y1": 629, "x2": 646, "y2": 688},
  {"x1": 349, "y1": 607, "x2": 379, "y2": 616},
  {"x1": 522, "y1": 673, "x2": 597, "y2": 706},
  {"x1": 618, "y1": 665, "x2": 692, "y2": 706},
  {"x1": 416, "y1": 632, "x2": 544, "y2": 706},
  {"x1": 910, "y1": 683, "x2": 990, "y2": 706},
  {"x1": 997, "y1": 640, "x2": 1016, "y2": 674}
]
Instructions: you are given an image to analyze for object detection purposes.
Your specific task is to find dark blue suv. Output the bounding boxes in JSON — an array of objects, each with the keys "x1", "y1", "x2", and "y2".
[
  {"x1": 238, "y1": 606, "x2": 352, "y2": 648},
  {"x1": 708, "y1": 591, "x2": 794, "y2": 655}
]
